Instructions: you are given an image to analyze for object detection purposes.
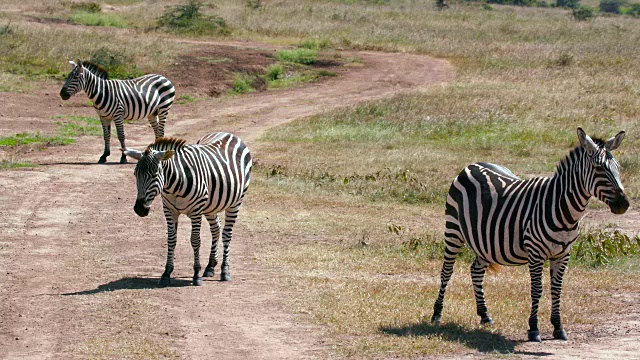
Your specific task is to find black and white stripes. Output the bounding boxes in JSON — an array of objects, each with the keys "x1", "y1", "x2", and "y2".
[
  {"x1": 60, "y1": 60, "x2": 175, "y2": 164},
  {"x1": 431, "y1": 128, "x2": 629, "y2": 342},
  {"x1": 125, "y1": 132, "x2": 252, "y2": 286}
]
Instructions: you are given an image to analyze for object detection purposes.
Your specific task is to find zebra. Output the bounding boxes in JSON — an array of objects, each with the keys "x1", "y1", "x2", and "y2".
[
  {"x1": 431, "y1": 128, "x2": 629, "y2": 342},
  {"x1": 60, "y1": 59, "x2": 175, "y2": 164},
  {"x1": 124, "y1": 132, "x2": 252, "y2": 286}
]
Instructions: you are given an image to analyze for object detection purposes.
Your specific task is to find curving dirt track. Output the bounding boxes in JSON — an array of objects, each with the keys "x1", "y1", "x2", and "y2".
[{"x1": 0, "y1": 42, "x2": 453, "y2": 359}]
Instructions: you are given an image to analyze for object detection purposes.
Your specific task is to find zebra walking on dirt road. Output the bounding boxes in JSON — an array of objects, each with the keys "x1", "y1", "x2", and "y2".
[
  {"x1": 60, "y1": 60, "x2": 175, "y2": 164},
  {"x1": 124, "y1": 132, "x2": 252, "y2": 286},
  {"x1": 431, "y1": 128, "x2": 629, "y2": 342}
]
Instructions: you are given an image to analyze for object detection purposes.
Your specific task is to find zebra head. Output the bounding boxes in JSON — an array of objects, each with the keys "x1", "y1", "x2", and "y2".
[
  {"x1": 124, "y1": 148, "x2": 175, "y2": 217},
  {"x1": 60, "y1": 60, "x2": 85, "y2": 100},
  {"x1": 577, "y1": 127, "x2": 629, "y2": 215}
]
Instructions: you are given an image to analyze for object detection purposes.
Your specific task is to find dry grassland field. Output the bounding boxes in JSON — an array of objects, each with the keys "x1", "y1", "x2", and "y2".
[{"x1": 1, "y1": 0, "x2": 640, "y2": 359}]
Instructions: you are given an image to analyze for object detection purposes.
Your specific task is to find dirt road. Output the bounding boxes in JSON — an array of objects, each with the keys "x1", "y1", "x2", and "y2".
[{"x1": 0, "y1": 42, "x2": 453, "y2": 359}]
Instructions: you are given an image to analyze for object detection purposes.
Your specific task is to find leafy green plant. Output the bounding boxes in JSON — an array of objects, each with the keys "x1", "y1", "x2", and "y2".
[
  {"x1": 156, "y1": 0, "x2": 230, "y2": 36},
  {"x1": 573, "y1": 5, "x2": 596, "y2": 20},
  {"x1": 266, "y1": 63, "x2": 284, "y2": 81},
  {"x1": 600, "y1": 0, "x2": 627, "y2": 13},
  {"x1": 229, "y1": 73, "x2": 256, "y2": 94},
  {"x1": 69, "y1": 12, "x2": 129, "y2": 28},
  {"x1": 89, "y1": 47, "x2": 144, "y2": 79},
  {"x1": 626, "y1": 3, "x2": 640, "y2": 17},
  {"x1": 571, "y1": 228, "x2": 640, "y2": 267},
  {"x1": 275, "y1": 49, "x2": 317, "y2": 65}
]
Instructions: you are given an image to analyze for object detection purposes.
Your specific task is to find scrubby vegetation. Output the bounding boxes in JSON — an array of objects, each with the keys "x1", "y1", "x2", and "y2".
[{"x1": 156, "y1": 0, "x2": 230, "y2": 35}]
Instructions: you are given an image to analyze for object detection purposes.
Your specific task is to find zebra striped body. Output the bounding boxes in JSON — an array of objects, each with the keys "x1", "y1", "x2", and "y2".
[
  {"x1": 60, "y1": 60, "x2": 175, "y2": 164},
  {"x1": 125, "y1": 132, "x2": 252, "y2": 286},
  {"x1": 431, "y1": 128, "x2": 628, "y2": 342}
]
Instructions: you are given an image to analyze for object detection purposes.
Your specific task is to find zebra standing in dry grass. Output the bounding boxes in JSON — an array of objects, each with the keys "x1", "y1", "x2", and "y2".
[
  {"x1": 60, "y1": 60, "x2": 175, "y2": 164},
  {"x1": 124, "y1": 132, "x2": 252, "y2": 286},
  {"x1": 431, "y1": 128, "x2": 629, "y2": 342}
]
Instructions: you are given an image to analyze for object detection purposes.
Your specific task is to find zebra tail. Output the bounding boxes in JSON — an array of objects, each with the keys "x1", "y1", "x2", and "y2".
[{"x1": 487, "y1": 263, "x2": 502, "y2": 274}]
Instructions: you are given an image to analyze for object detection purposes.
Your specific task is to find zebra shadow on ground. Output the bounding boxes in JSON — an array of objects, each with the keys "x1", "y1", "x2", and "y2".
[
  {"x1": 380, "y1": 321, "x2": 553, "y2": 356},
  {"x1": 61, "y1": 276, "x2": 193, "y2": 296},
  {"x1": 40, "y1": 162, "x2": 129, "y2": 166}
]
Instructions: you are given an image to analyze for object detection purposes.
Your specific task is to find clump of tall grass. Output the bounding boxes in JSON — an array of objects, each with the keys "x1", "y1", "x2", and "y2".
[
  {"x1": 69, "y1": 11, "x2": 129, "y2": 28},
  {"x1": 156, "y1": 0, "x2": 230, "y2": 36}
]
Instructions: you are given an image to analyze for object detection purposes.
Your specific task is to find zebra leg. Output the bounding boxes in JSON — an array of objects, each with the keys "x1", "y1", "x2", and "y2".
[
  {"x1": 114, "y1": 116, "x2": 127, "y2": 164},
  {"x1": 203, "y1": 214, "x2": 221, "y2": 278},
  {"x1": 431, "y1": 234, "x2": 464, "y2": 324},
  {"x1": 147, "y1": 112, "x2": 162, "y2": 139},
  {"x1": 220, "y1": 205, "x2": 242, "y2": 282},
  {"x1": 160, "y1": 210, "x2": 178, "y2": 287},
  {"x1": 156, "y1": 109, "x2": 168, "y2": 138},
  {"x1": 527, "y1": 259, "x2": 545, "y2": 342},
  {"x1": 550, "y1": 254, "x2": 570, "y2": 340},
  {"x1": 98, "y1": 118, "x2": 111, "y2": 164},
  {"x1": 470, "y1": 257, "x2": 493, "y2": 325},
  {"x1": 190, "y1": 215, "x2": 204, "y2": 286}
]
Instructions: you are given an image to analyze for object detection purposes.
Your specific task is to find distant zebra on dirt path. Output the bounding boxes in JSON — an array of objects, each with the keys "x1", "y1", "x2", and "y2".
[
  {"x1": 124, "y1": 132, "x2": 252, "y2": 286},
  {"x1": 431, "y1": 128, "x2": 629, "y2": 342},
  {"x1": 60, "y1": 60, "x2": 175, "y2": 164}
]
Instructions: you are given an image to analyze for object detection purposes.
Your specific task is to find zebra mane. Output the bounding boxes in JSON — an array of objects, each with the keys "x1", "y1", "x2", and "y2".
[
  {"x1": 556, "y1": 137, "x2": 606, "y2": 174},
  {"x1": 146, "y1": 137, "x2": 187, "y2": 153},
  {"x1": 81, "y1": 61, "x2": 109, "y2": 80}
]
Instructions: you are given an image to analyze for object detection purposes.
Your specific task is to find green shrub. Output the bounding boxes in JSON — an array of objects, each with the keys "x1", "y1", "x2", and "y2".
[
  {"x1": 156, "y1": 0, "x2": 230, "y2": 36},
  {"x1": 435, "y1": 0, "x2": 448, "y2": 10},
  {"x1": 482, "y1": 3, "x2": 494, "y2": 10},
  {"x1": 229, "y1": 73, "x2": 255, "y2": 94},
  {"x1": 557, "y1": 0, "x2": 580, "y2": 8},
  {"x1": 572, "y1": 228, "x2": 640, "y2": 267},
  {"x1": 89, "y1": 47, "x2": 144, "y2": 79},
  {"x1": 275, "y1": 48, "x2": 317, "y2": 65},
  {"x1": 245, "y1": 0, "x2": 262, "y2": 9},
  {"x1": 70, "y1": 2, "x2": 101, "y2": 13},
  {"x1": 573, "y1": 5, "x2": 596, "y2": 20},
  {"x1": 266, "y1": 63, "x2": 284, "y2": 81},
  {"x1": 600, "y1": 0, "x2": 627, "y2": 13},
  {"x1": 627, "y1": 3, "x2": 640, "y2": 17}
]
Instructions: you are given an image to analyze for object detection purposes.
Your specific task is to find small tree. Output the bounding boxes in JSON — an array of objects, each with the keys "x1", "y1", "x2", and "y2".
[
  {"x1": 599, "y1": 0, "x2": 627, "y2": 13},
  {"x1": 573, "y1": 5, "x2": 595, "y2": 20},
  {"x1": 435, "y1": 0, "x2": 448, "y2": 10}
]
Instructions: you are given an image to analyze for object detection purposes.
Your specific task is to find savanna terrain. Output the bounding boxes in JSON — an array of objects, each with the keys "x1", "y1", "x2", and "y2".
[{"x1": 0, "y1": 0, "x2": 639, "y2": 359}]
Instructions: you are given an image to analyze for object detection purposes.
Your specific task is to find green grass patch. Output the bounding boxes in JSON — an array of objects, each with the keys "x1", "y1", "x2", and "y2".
[
  {"x1": 0, "y1": 116, "x2": 102, "y2": 148},
  {"x1": 229, "y1": 73, "x2": 257, "y2": 94},
  {"x1": 0, "y1": 132, "x2": 73, "y2": 147},
  {"x1": 69, "y1": 12, "x2": 129, "y2": 28},
  {"x1": 275, "y1": 48, "x2": 317, "y2": 65},
  {"x1": 0, "y1": 160, "x2": 37, "y2": 169},
  {"x1": 175, "y1": 94, "x2": 199, "y2": 104}
]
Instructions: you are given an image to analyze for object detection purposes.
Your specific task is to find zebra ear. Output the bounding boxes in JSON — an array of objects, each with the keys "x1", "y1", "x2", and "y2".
[
  {"x1": 124, "y1": 149, "x2": 144, "y2": 160},
  {"x1": 577, "y1": 127, "x2": 598, "y2": 155},
  {"x1": 68, "y1": 60, "x2": 77, "y2": 68},
  {"x1": 605, "y1": 131, "x2": 625, "y2": 151},
  {"x1": 153, "y1": 150, "x2": 175, "y2": 161}
]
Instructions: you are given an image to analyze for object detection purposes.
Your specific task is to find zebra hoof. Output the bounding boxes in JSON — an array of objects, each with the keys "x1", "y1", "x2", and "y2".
[
  {"x1": 158, "y1": 276, "x2": 171, "y2": 287},
  {"x1": 203, "y1": 268, "x2": 215, "y2": 277},
  {"x1": 528, "y1": 330, "x2": 542, "y2": 342},
  {"x1": 193, "y1": 277, "x2": 203, "y2": 286},
  {"x1": 98, "y1": 156, "x2": 107, "y2": 164},
  {"x1": 220, "y1": 272, "x2": 231, "y2": 281},
  {"x1": 119, "y1": 156, "x2": 128, "y2": 164},
  {"x1": 480, "y1": 317, "x2": 494, "y2": 326},
  {"x1": 431, "y1": 314, "x2": 442, "y2": 325},
  {"x1": 553, "y1": 329, "x2": 568, "y2": 340}
]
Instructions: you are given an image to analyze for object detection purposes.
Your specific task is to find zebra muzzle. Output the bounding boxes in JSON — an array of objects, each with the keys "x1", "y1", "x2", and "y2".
[
  {"x1": 609, "y1": 191, "x2": 630, "y2": 215},
  {"x1": 134, "y1": 198, "x2": 150, "y2": 217},
  {"x1": 59, "y1": 88, "x2": 71, "y2": 100}
]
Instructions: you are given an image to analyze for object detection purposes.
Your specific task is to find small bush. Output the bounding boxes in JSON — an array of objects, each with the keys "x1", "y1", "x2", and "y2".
[
  {"x1": 266, "y1": 64, "x2": 284, "y2": 81},
  {"x1": 0, "y1": 22, "x2": 14, "y2": 36},
  {"x1": 556, "y1": 52, "x2": 574, "y2": 66},
  {"x1": 245, "y1": 0, "x2": 262, "y2": 9},
  {"x1": 557, "y1": 0, "x2": 580, "y2": 8},
  {"x1": 627, "y1": 3, "x2": 640, "y2": 17},
  {"x1": 275, "y1": 48, "x2": 317, "y2": 65},
  {"x1": 573, "y1": 5, "x2": 596, "y2": 20},
  {"x1": 229, "y1": 73, "x2": 255, "y2": 94},
  {"x1": 600, "y1": 0, "x2": 627, "y2": 13},
  {"x1": 156, "y1": 0, "x2": 230, "y2": 36},
  {"x1": 482, "y1": 3, "x2": 495, "y2": 10},
  {"x1": 435, "y1": 0, "x2": 448, "y2": 10},
  {"x1": 70, "y1": 2, "x2": 101, "y2": 13},
  {"x1": 89, "y1": 47, "x2": 144, "y2": 79},
  {"x1": 572, "y1": 228, "x2": 640, "y2": 267}
]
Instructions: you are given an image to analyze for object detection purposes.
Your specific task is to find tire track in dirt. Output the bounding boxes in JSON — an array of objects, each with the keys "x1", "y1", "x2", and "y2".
[{"x1": 0, "y1": 42, "x2": 453, "y2": 360}]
